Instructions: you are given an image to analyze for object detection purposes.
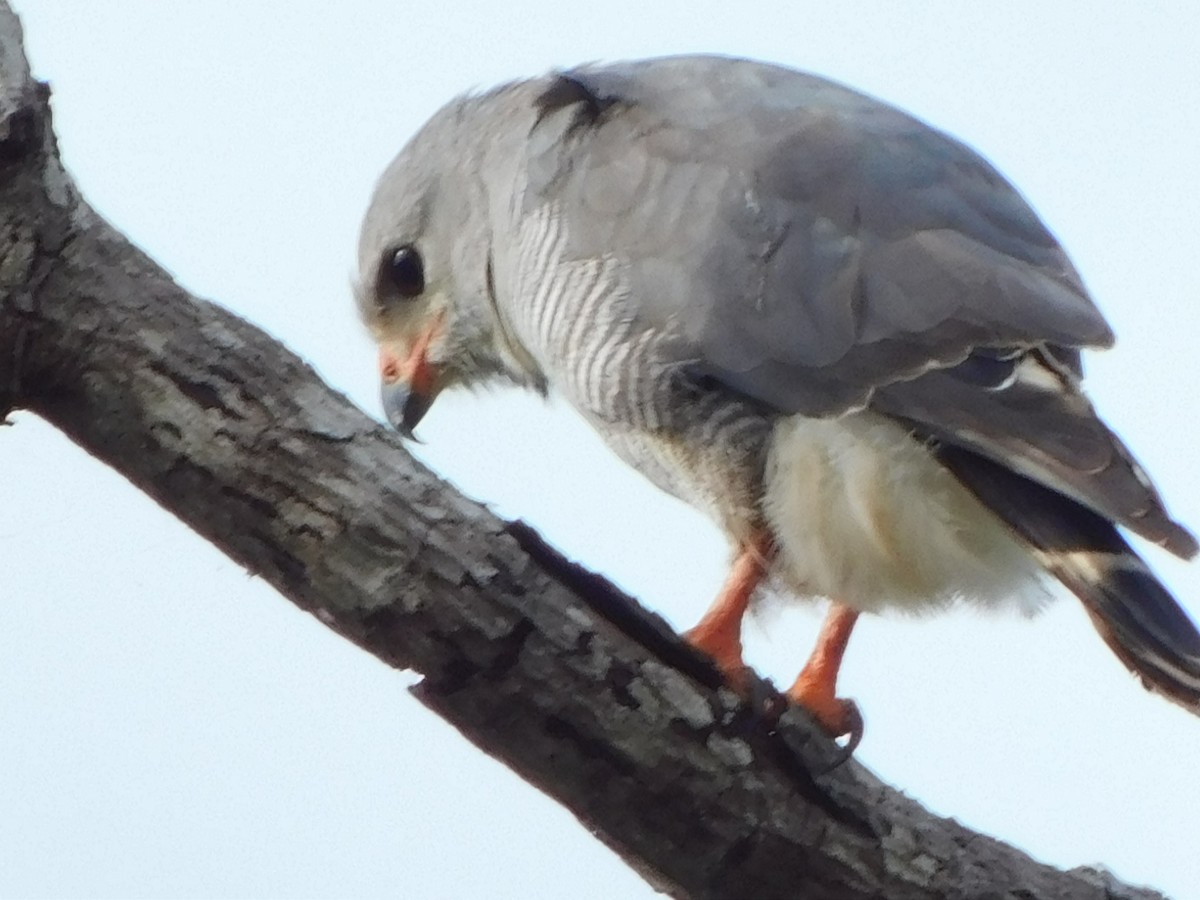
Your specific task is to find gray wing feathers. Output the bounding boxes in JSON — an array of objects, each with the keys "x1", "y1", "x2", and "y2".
[
  {"x1": 534, "y1": 59, "x2": 1111, "y2": 407},
  {"x1": 523, "y1": 57, "x2": 1192, "y2": 556},
  {"x1": 876, "y1": 362, "x2": 1199, "y2": 558}
]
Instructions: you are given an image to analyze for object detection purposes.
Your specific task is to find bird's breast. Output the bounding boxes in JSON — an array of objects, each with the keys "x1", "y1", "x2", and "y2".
[{"x1": 582, "y1": 401, "x2": 772, "y2": 549}]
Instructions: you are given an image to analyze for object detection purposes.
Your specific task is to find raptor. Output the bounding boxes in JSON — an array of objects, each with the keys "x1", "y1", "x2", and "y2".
[{"x1": 355, "y1": 55, "x2": 1199, "y2": 746}]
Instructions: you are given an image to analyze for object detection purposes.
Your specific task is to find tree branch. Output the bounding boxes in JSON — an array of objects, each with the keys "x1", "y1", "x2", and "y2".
[{"x1": 0, "y1": 7, "x2": 1167, "y2": 898}]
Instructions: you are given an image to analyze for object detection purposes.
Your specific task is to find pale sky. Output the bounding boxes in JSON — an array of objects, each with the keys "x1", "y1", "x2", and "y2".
[{"x1": 3, "y1": 2, "x2": 1198, "y2": 898}]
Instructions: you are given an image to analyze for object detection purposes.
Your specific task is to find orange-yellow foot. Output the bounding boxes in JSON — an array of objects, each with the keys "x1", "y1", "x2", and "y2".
[
  {"x1": 787, "y1": 668, "x2": 864, "y2": 744},
  {"x1": 786, "y1": 604, "x2": 864, "y2": 754},
  {"x1": 683, "y1": 534, "x2": 773, "y2": 696},
  {"x1": 683, "y1": 621, "x2": 754, "y2": 694}
]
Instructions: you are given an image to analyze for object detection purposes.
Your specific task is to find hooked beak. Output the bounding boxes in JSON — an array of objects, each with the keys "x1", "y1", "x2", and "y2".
[
  {"x1": 379, "y1": 315, "x2": 444, "y2": 440},
  {"x1": 381, "y1": 378, "x2": 433, "y2": 441}
]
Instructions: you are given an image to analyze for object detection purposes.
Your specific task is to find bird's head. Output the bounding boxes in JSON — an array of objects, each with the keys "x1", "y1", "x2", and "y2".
[{"x1": 355, "y1": 89, "x2": 547, "y2": 439}]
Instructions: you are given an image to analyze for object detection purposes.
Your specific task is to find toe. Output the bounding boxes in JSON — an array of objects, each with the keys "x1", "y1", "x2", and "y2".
[{"x1": 787, "y1": 677, "x2": 864, "y2": 744}]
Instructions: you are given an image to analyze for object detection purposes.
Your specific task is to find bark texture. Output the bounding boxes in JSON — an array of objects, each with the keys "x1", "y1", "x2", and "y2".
[{"x1": 0, "y1": 7, "x2": 1169, "y2": 899}]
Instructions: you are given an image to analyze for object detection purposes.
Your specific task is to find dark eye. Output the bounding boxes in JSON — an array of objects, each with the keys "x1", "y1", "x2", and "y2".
[{"x1": 387, "y1": 244, "x2": 425, "y2": 298}]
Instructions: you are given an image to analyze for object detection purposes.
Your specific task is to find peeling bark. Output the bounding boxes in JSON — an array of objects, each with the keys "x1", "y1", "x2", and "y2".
[{"x1": 0, "y1": 6, "x2": 1169, "y2": 899}]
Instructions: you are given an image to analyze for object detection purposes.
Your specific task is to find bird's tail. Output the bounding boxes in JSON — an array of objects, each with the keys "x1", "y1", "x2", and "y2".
[
  {"x1": 936, "y1": 444, "x2": 1200, "y2": 715},
  {"x1": 1047, "y1": 547, "x2": 1200, "y2": 712}
]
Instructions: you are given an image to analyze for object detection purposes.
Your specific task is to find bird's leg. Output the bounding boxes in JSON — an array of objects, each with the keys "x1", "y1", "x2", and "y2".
[
  {"x1": 683, "y1": 534, "x2": 773, "y2": 691},
  {"x1": 788, "y1": 603, "x2": 863, "y2": 747}
]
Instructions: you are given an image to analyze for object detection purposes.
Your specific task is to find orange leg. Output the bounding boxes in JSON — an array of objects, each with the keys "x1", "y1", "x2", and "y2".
[
  {"x1": 788, "y1": 603, "x2": 862, "y2": 742},
  {"x1": 683, "y1": 534, "x2": 774, "y2": 691}
]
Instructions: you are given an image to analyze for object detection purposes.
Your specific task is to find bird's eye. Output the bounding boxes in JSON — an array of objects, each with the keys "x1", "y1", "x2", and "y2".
[{"x1": 387, "y1": 244, "x2": 425, "y2": 298}]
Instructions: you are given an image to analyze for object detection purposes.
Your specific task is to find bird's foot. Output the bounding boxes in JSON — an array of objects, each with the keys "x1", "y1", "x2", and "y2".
[
  {"x1": 683, "y1": 533, "x2": 775, "y2": 701},
  {"x1": 682, "y1": 623, "x2": 754, "y2": 693},
  {"x1": 787, "y1": 670, "x2": 864, "y2": 758},
  {"x1": 784, "y1": 603, "x2": 863, "y2": 762}
]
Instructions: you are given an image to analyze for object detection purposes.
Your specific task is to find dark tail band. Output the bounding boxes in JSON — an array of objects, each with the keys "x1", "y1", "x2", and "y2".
[{"x1": 936, "y1": 443, "x2": 1200, "y2": 715}]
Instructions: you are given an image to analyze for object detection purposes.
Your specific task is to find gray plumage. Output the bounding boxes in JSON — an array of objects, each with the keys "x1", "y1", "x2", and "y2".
[{"x1": 357, "y1": 55, "x2": 1200, "y2": 715}]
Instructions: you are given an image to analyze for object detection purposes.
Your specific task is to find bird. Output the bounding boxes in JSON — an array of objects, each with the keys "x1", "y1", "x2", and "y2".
[{"x1": 355, "y1": 54, "x2": 1200, "y2": 746}]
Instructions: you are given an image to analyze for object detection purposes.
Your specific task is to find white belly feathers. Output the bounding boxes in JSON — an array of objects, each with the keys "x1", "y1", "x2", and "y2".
[{"x1": 764, "y1": 413, "x2": 1050, "y2": 615}]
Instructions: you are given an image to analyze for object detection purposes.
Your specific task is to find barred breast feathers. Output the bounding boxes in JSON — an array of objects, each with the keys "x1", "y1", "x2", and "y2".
[{"x1": 509, "y1": 203, "x2": 663, "y2": 427}]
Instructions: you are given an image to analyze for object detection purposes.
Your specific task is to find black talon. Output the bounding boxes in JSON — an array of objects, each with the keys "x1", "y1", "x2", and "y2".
[{"x1": 819, "y1": 700, "x2": 864, "y2": 773}]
